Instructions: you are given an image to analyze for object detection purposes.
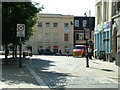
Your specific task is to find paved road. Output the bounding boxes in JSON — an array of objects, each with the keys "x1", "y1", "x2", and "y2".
[{"x1": 24, "y1": 55, "x2": 118, "y2": 88}]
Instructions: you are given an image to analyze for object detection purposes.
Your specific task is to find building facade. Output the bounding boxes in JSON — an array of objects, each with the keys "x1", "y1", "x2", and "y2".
[
  {"x1": 94, "y1": 0, "x2": 113, "y2": 60},
  {"x1": 74, "y1": 17, "x2": 95, "y2": 46},
  {"x1": 23, "y1": 14, "x2": 74, "y2": 55},
  {"x1": 112, "y1": 0, "x2": 120, "y2": 65}
]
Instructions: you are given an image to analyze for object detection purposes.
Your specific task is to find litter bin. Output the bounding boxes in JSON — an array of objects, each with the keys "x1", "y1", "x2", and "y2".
[{"x1": 99, "y1": 51, "x2": 106, "y2": 61}]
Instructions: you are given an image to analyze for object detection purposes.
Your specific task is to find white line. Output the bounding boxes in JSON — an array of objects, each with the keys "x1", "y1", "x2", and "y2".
[
  {"x1": 105, "y1": 77, "x2": 118, "y2": 84},
  {"x1": 26, "y1": 65, "x2": 49, "y2": 88}
]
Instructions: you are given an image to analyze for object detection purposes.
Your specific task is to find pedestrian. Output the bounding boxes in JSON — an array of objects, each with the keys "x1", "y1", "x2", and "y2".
[
  {"x1": 88, "y1": 46, "x2": 93, "y2": 60},
  {"x1": 66, "y1": 47, "x2": 70, "y2": 57},
  {"x1": 29, "y1": 48, "x2": 32, "y2": 57},
  {"x1": 59, "y1": 49, "x2": 62, "y2": 56},
  {"x1": 6, "y1": 48, "x2": 9, "y2": 56},
  {"x1": 37, "y1": 49, "x2": 40, "y2": 55}
]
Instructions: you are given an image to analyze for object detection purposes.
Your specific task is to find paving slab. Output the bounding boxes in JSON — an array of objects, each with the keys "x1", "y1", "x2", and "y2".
[{"x1": 1, "y1": 57, "x2": 41, "y2": 89}]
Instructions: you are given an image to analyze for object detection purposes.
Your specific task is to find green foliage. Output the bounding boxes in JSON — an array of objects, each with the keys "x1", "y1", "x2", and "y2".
[{"x1": 2, "y1": 2, "x2": 43, "y2": 45}]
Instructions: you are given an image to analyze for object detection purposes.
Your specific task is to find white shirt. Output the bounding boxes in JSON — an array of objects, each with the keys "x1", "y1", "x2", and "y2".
[{"x1": 88, "y1": 48, "x2": 92, "y2": 53}]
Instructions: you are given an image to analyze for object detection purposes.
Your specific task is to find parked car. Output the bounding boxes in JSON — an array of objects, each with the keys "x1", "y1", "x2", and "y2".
[
  {"x1": 39, "y1": 49, "x2": 57, "y2": 55},
  {"x1": 72, "y1": 45, "x2": 86, "y2": 57}
]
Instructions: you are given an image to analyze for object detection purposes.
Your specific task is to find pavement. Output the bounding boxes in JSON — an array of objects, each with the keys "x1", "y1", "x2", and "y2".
[
  {"x1": 0, "y1": 57, "x2": 41, "y2": 89},
  {"x1": 0, "y1": 55, "x2": 119, "y2": 90}
]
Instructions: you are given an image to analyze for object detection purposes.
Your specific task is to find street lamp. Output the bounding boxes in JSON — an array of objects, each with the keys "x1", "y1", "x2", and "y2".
[
  {"x1": 84, "y1": 10, "x2": 91, "y2": 39},
  {"x1": 84, "y1": 10, "x2": 91, "y2": 68},
  {"x1": 84, "y1": 29, "x2": 89, "y2": 67}
]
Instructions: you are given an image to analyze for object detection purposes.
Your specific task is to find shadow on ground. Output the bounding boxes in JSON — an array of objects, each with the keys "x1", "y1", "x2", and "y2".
[
  {"x1": 2, "y1": 58, "x2": 40, "y2": 87},
  {"x1": 90, "y1": 67, "x2": 115, "y2": 72},
  {"x1": 24, "y1": 57, "x2": 73, "y2": 88},
  {"x1": 2, "y1": 57, "x2": 72, "y2": 88}
]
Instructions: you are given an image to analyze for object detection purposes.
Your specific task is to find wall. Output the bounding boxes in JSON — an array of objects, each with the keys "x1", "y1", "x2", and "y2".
[{"x1": 23, "y1": 14, "x2": 74, "y2": 55}]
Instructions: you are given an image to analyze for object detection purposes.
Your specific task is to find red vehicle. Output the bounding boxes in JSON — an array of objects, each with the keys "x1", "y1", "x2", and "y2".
[{"x1": 72, "y1": 45, "x2": 86, "y2": 57}]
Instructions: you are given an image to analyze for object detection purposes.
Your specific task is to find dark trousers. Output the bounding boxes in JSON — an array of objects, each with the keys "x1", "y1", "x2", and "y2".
[
  {"x1": 88, "y1": 52, "x2": 92, "y2": 59},
  {"x1": 66, "y1": 51, "x2": 69, "y2": 56}
]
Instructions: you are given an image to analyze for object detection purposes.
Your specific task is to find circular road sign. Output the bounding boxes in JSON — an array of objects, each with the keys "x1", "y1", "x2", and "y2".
[{"x1": 17, "y1": 24, "x2": 25, "y2": 31}]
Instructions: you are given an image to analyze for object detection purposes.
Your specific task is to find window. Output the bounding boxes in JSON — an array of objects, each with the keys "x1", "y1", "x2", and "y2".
[
  {"x1": 117, "y1": 1, "x2": 120, "y2": 11},
  {"x1": 64, "y1": 23, "x2": 68, "y2": 27},
  {"x1": 79, "y1": 33, "x2": 84, "y2": 40},
  {"x1": 45, "y1": 33, "x2": 50, "y2": 41},
  {"x1": 76, "y1": 33, "x2": 84, "y2": 40},
  {"x1": 53, "y1": 33, "x2": 58, "y2": 42},
  {"x1": 38, "y1": 33, "x2": 42, "y2": 42},
  {"x1": 64, "y1": 33, "x2": 68, "y2": 41},
  {"x1": 53, "y1": 23, "x2": 58, "y2": 27},
  {"x1": 112, "y1": 2, "x2": 120, "y2": 16},
  {"x1": 46, "y1": 23, "x2": 50, "y2": 27},
  {"x1": 103, "y1": 2, "x2": 107, "y2": 22},
  {"x1": 76, "y1": 33, "x2": 79, "y2": 40},
  {"x1": 38, "y1": 23, "x2": 42, "y2": 27},
  {"x1": 97, "y1": 5, "x2": 102, "y2": 24}
]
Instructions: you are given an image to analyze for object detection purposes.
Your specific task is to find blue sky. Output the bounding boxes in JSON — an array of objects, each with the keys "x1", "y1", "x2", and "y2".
[{"x1": 32, "y1": 0, "x2": 95, "y2": 16}]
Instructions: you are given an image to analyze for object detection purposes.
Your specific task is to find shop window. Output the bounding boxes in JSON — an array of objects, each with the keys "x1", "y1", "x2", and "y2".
[{"x1": 76, "y1": 33, "x2": 79, "y2": 40}]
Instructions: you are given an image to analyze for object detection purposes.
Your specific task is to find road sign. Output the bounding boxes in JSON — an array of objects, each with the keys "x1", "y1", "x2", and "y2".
[{"x1": 17, "y1": 24, "x2": 25, "y2": 37}]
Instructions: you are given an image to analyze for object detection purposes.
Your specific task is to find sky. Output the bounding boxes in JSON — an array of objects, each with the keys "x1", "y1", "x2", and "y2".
[{"x1": 32, "y1": 0, "x2": 96, "y2": 17}]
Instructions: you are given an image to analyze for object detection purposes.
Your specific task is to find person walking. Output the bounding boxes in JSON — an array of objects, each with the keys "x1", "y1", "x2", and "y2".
[
  {"x1": 59, "y1": 49, "x2": 62, "y2": 56},
  {"x1": 66, "y1": 47, "x2": 70, "y2": 57},
  {"x1": 88, "y1": 46, "x2": 93, "y2": 60}
]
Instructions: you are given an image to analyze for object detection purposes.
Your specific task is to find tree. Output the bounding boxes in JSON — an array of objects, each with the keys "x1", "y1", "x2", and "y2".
[{"x1": 2, "y1": 2, "x2": 43, "y2": 63}]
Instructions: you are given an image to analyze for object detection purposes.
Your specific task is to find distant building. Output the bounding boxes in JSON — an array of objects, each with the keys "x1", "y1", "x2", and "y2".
[
  {"x1": 23, "y1": 14, "x2": 74, "y2": 55},
  {"x1": 112, "y1": 1, "x2": 120, "y2": 65},
  {"x1": 74, "y1": 16, "x2": 95, "y2": 46}
]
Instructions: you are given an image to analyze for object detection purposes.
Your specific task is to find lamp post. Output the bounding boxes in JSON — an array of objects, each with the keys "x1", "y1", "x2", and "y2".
[
  {"x1": 84, "y1": 10, "x2": 91, "y2": 68},
  {"x1": 84, "y1": 10, "x2": 91, "y2": 39},
  {"x1": 84, "y1": 29, "x2": 89, "y2": 67}
]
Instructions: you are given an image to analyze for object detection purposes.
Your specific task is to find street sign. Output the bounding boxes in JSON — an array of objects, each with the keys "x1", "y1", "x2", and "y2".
[{"x1": 17, "y1": 24, "x2": 25, "y2": 37}]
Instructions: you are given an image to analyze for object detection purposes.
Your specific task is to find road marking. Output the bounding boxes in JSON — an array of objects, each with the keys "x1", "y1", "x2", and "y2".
[
  {"x1": 105, "y1": 77, "x2": 118, "y2": 84},
  {"x1": 26, "y1": 65, "x2": 49, "y2": 89}
]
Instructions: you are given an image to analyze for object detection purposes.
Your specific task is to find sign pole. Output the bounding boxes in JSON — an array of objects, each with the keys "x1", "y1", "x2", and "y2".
[
  {"x1": 19, "y1": 38, "x2": 22, "y2": 68},
  {"x1": 17, "y1": 24, "x2": 25, "y2": 68},
  {"x1": 86, "y1": 39, "x2": 89, "y2": 67}
]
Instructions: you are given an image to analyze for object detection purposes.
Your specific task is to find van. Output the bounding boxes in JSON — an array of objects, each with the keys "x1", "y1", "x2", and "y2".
[{"x1": 72, "y1": 45, "x2": 86, "y2": 57}]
